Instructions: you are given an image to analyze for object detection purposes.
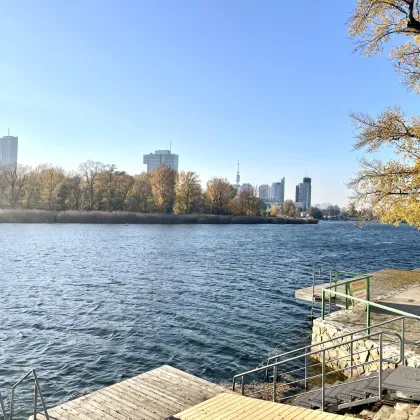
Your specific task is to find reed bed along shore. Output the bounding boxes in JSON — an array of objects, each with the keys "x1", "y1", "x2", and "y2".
[{"x1": 0, "y1": 210, "x2": 318, "y2": 224}]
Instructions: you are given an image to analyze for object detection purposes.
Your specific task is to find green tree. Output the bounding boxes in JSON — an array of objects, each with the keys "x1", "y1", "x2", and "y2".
[{"x1": 309, "y1": 207, "x2": 323, "y2": 220}]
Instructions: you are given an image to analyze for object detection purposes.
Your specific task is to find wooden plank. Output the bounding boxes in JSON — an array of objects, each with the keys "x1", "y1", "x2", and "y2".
[
  {"x1": 174, "y1": 394, "x2": 352, "y2": 420},
  {"x1": 31, "y1": 365, "x2": 228, "y2": 420}
]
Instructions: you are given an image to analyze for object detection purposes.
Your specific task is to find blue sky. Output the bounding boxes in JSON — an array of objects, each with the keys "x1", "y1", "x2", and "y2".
[{"x1": 1, "y1": 0, "x2": 418, "y2": 206}]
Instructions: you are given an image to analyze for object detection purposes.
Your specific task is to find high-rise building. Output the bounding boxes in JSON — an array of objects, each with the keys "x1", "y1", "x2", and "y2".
[
  {"x1": 0, "y1": 134, "x2": 18, "y2": 166},
  {"x1": 239, "y1": 183, "x2": 253, "y2": 193},
  {"x1": 295, "y1": 177, "x2": 311, "y2": 210},
  {"x1": 258, "y1": 184, "x2": 271, "y2": 200},
  {"x1": 143, "y1": 150, "x2": 179, "y2": 173},
  {"x1": 271, "y1": 177, "x2": 285, "y2": 205}
]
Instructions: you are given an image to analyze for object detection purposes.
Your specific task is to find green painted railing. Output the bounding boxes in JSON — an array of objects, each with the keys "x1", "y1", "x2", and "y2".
[
  {"x1": 322, "y1": 286, "x2": 420, "y2": 333},
  {"x1": 331, "y1": 271, "x2": 365, "y2": 292}
]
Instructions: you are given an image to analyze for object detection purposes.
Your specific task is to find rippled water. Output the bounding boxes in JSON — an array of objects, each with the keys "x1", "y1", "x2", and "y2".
[{"x1": 1, "y1": 221, "x2": 419, "y2": 417}]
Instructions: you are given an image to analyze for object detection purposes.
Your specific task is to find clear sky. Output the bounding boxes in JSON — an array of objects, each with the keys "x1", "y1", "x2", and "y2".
[{"x1": 1, "y1": 0, "x2": 418, "y2": 206}]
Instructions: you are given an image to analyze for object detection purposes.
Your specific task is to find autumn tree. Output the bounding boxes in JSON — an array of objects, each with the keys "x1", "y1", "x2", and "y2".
[
  {"x1": 97, "y1": 165, "x2": 133, "y2": 211},
  {"x1": 0, "y1": 164, "x2": 31, "y2": 209},
  {"x1": 348, "y1": 0, "x2": 420, "y2": 226},
  {"x1": 129, "y1": 173, "x2": 154, "y2": 212},
  {"x1": 38, "y1": 164, "x2": 65, "y2": 210},
  {"x1": 205, "y1": 177, "x2": 236, "y2": 215},
  {"x1": 174, "y1": 171, "x2": 202, "y2": 214},
  {"x1": 280, "y1": 200, "x2": 297, "y2": 217},
  {"x1": 150, "y1": 165, "x2": 177, "y2": 213},
  {"x1": 269, "y1": 204, "x2": 279, "y2": 217},
  {"x1": 57, "y1": 172, "x2": 83, "y2": 210},
  {"x1": 233, "y1": 189, "x2": 263, "y2": 216},
  {"x1": 79, "y1": 160, "x2": 104, "y2": 210}
]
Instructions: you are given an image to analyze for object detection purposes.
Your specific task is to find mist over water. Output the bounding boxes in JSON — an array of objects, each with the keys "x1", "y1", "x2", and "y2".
[{"x1": 0, "y1": 221, "x2": 419, "y2": 418}]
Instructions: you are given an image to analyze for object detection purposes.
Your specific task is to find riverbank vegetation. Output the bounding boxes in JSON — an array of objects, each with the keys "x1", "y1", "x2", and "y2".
[
  {"x1": 348, "y1": 1, "x2": 420, "y2": 228},
  {"x1": 0, "y1": 210, "x2": 318, "y2": 224},
  {"x1": 0, "y1": 162, "x2": 265, "y2": 216}
]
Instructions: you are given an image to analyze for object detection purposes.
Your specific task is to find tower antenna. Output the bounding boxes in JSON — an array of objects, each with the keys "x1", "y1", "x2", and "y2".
[
  {"x1": 8, "y1": 127, "x2": 10, "y2": 136},
  {"x1": 236, "y1": 159, "x2": 240, "y2": 185}
]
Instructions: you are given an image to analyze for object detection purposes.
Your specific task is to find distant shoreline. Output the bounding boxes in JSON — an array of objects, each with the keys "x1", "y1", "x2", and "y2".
[{"x1": 0, "y1": 210, "x2": 318, "y2": 225}]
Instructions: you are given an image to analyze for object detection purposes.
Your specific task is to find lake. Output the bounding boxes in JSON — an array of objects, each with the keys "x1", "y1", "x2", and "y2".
[{"x1": 0, "y1": 221, "x2": 419, "y2": 417}]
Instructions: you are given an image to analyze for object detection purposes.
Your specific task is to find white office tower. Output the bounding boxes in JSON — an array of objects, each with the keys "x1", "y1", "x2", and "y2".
[
  {"x1": 143, "y1": 150, "x2": 179, "y2": 173},
  {"x1": 0, "y1": 135, "x2": 18, "y2": 166},
  {"x1": 271, "y1": 177, "x2": 285, "y2": 205},
  {"x1": 258, "y1": 184, "x2": 271, "y2": 200}
]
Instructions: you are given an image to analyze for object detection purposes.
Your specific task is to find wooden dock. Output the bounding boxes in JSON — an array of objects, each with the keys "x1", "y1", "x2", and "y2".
[
  {"x1": 31, "y1": 365, "x2": 229, "y2": 420},
  {"x1": 30, "y1": 366, "x2": 356, "y2": 420},
  {"x1": 173, "y1": 393, "x2": 353, "y2": 420}
]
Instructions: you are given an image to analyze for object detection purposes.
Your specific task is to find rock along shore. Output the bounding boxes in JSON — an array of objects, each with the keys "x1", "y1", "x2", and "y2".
[{"x1": 0, "y1": 210, "x2": 319, "y2": 225}]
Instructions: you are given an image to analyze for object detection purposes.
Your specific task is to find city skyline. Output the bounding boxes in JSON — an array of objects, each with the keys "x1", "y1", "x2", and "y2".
[
  {"x1": 0, "y1": 130, "x2": 316, "y2": 205},
  {"x1": 3, "y1": 2, "x2": 414, "y2": 206}
]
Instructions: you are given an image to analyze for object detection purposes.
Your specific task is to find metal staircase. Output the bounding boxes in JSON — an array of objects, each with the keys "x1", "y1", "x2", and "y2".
[
  {"x1": 232, "y1": 316, "x2": 420, "y2": 413},
  {"x1": 0, "y1": 369, "x2": 49, "y2": 420}
]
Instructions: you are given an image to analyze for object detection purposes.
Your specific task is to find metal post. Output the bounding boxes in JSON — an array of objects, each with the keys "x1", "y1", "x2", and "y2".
[
  {"x1": 273, "y1": 365, "x2": 277, "y2": 402},
  {"x1": 304, "y1": 349, "x2": 308, "y2": 390},
  {"x1": 0, "y1": 392, "x2": 7, "y2": 420},
  {"x1": 311, "y1": 267, "x2": 316, "y2": 319},
  {"x1": 345, "y1": 283, "x2": 349, "y2": 309},
  {"x1": 350, "y1": 334, "x2": 354, "y2": 378},
  {"x1": 378, "y1": 334, "x2": 383, "y2": 400},
  {"x1": 34, "y1": 381, "x2": 38, "y2": 420},
  {"x1": 10, "y1": 388, "x2": 15, "y2": 420},
  {"x1": 232, "y1": 379, "x2": 235, "y2": 391},
  {"x1": 367, "y1": 303, "x2": 371, "y2": 334},
  {"x1": 241, "y1": 376, "x2": 244, "y2": 395},
  {"x1": 33, "y1": 370, "x2": 49, "y2": 420},
  {"x1": 328, "y1": 270, "x2": 332, "y2": 314},
  {"x1": 321, "y1": 351, "x2": 326, "y2": 411},
  {"x1": 401, "y1": 317, "x2": 406, "y2": 366},
  {"x1": 321, "y1": 289, "x2": 325, "y2": 320}
]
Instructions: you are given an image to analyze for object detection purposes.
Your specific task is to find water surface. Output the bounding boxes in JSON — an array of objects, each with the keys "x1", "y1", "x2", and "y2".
[{"x1": 0, "y1": 221, "x2": 419, "y2": 417}]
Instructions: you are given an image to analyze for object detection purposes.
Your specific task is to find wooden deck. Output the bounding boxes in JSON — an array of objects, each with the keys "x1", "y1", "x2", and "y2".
[
  {"x1": 31, "y1": 365, "x2": 230, "y2": 420},
  {"x1": 173, "y1": 393, "x2": 354, "y2": 420}
]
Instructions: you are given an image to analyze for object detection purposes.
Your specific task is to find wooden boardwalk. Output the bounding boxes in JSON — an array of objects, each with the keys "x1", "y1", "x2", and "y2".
[
  {"x1": 31, "y1": 365, "x2": 229, "y2": 420},
  {"x1": 173, "y1": 393, "x2": 353, "y2": 420}
]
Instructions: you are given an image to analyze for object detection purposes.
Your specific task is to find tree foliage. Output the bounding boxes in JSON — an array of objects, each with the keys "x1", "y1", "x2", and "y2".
[
  {"x1": 174, "y1": 171, "x2": 202, "y2": 214},
  {"x1": 348, "y1": 0, "x2": 420, "y2": 227},
  {"x1": 205, "y1": 177, "x2": 236, "y2": 215}
]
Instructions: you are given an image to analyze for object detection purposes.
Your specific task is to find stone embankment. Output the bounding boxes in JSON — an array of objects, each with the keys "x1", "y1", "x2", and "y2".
[
  {"x1": 312, "y1": 314, "x2": 420, "y2": 377},
  {"x1": 0, "y1": 210, "x2": 319, "y2": 224}
]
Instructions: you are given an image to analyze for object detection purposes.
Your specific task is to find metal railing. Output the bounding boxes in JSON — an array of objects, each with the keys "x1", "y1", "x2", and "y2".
[
  {"x1": 322, "y1": 288, "x2": 420, "y2": 332},
  {"x1": 0, "y1": 369, "x2": 49, "y2": 420},
  {"x1": 266, "y1": 315, "x2": 408, "y2": 379},
  {"x1": 310, "y1": 269, "x2": 368, "y2": 319},
  {"x1": 232, "y1": 330, "x2": 403, "y2": 412}
]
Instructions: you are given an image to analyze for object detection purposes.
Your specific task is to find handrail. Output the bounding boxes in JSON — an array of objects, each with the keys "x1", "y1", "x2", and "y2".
[
  {"x1": 266, "y1": 315, "x2": 405, "y2": 364},
  {"x1": 233, "y1": 331, "x2": 403, "y2": 411},
  {"x1": 9, "y1": 369, "x2": 49, "y2": 420},
  {"x1": 234, "y1": 331, "x2": 402, "y2": 380},
  {"x1": 322, "y1": 288, "x2": 420, "y2": 332}
]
